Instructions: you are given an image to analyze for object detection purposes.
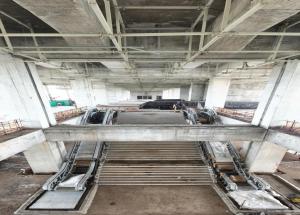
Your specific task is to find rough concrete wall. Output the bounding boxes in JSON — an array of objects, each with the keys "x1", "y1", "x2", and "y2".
[
  {"x1": 70, "y1": 79, "x2": 96, "y2": 107},
  {"x1": 130, "y1": 91, "x2": 162, "y2": 100},
  {"x1": 92, "y1": 84, "x2": 108, "y2": 105},
  {"x1": 47, "y1": 85, "x2": 72, "y2": 100},
  {"x1": 226, "y1": 79, "x2": 267, "y2": 102},
  {"x1": 162, "y1": 88, "x2": 180, "y2": 99},
  {"x1": 106, "y1": 86, "x2": 130, "y2": 104},
  {"x1": 180, "y1": 86, "x2": 189, "y2": 100}
]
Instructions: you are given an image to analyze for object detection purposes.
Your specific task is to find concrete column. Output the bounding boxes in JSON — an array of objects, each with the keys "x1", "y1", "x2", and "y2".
[
  {"x1": 24, "y1": 141, "x2": 67, "y2": 173},
  {"x1": 92, "y1": 82, "x2": 108, "y2": 105},
  {"x1": 180, "y1": 86, "x2": 189, "y2": 100},
  {"x1": 252, "y1": 60, "x2": 300, "y2": 128},
  {"x1": 70, "y1": 78, "x2": 96, "y2": 107},
  {"x1": 0, "y1": 54, "x2": 56, "y2": 128},
  {"x1": 205, "y1": 78, "x2": 231, "y2": 108},
  {"x1": 247, "y1": 61, "x2": 300, "y2": 173},
  {"x1": 188, "y1": 83, "x2": 205, "y2": 101},
  {"x1": 106, "y1": 85, "x2": 130, "y2": 104},
  {"x1": 245, "y1": 141, "x2": 287, "y2": 173}
]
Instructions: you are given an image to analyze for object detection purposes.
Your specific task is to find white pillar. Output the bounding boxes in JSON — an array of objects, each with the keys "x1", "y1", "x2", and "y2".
[
  {"x1": 180, "y1": 86, "x2": 189, "y2": 100},
  {"x1": 70, "y1": 78, "x2": 96, "y2": 107},
  {"x1": 252, "y1": 60, "x2": 300, "y2": 128},
  {"x1": 205, "y1": 78, "x2": 231, "y2": 108},
  {"x1": 245, "y1": 141, "x2": 287, "y2": 173},
  {"x1": 24, "y1": 141, "x2": 67, "y2": 173},
  {"x1": 248, "y1": 60, "x2": 300, "y2": 173},
  {"x1": 92, "y1": 82, "x2": 108, "y2": 105},
  {"x1": 188, "y1": 83, "x2": 205, "y2": 101},
  {"x1": 0, "y1": 54, "x2": 56, "y2": 128}
]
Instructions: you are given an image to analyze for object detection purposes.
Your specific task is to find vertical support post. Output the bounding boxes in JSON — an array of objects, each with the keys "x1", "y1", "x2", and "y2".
[
  {"x1": 29, "y1": 24, "x2": 46, "y2": 61},
  {"x1": 187, "y1": 34, "x2": 193, "y2": 59},
  {"x1": 221, "y1": 0, "x2": 232, "y2": 30},
  {"x1": 104, "y1": 0, "x2": 112, "y2": 30},
  {"x1": 0, "y1": 17, "x2": 13, "y2": 51},
  {"x1": 268, "y1": 24, "x2": 287, "y2": 61},
  {"x1": 199, "y1": 7, "x2": 208, "y2": 50},
  {"x1": 115, "y1": 6, "x2": 121, "y2": 46}
]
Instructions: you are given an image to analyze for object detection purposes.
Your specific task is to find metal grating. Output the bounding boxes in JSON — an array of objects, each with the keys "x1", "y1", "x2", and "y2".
[{"x1": 97, "y1": 142, "x2": 214, "y2": 185}]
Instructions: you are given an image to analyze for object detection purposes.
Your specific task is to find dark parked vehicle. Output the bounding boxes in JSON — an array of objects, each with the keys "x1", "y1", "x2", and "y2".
[{"x1": 139, "y1": 99, "x2": 187, "y2": 110}]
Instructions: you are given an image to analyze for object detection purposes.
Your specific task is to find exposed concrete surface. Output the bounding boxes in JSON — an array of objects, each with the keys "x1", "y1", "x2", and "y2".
[
  {"x1": 0, "y1": 154, "x2": 48, "y2": 215},
  {"x1": 117, "y1": 111, "x2": 187, "y2": 125},
  {"x1": 43, "y1": 124, "x2": 267, "y2": 142},
  {"x1": 246, "y1": 141, "x2": 287, "y2": 173},
  {"x1": 0, "y1": 130, "x2": 45, "y2": 161},
  {"x1": 88, "y1": 185, "x2": 231, "y2": 215},
  {"x1": 24, "y1": 140, "x2": 66, "y2": 173},
  {"x1": 219, "y1": 115, "x2": 249, "y2": 125},
  {"x1": 226, "y1": 79, "x2": 267, "y2": 102},
  {"x1": 188, "y1": 83, "x2": 205, "y2": 101},
  {"x1": 205, "y1": 78, "x2": 231, "y2": 108},
  {"x1": 208, "y1": 0, "x2": 300, "y2": 51},
  {"x1": 12, "y1": 0, "x2": 108, "y2": 46},
  {"x1": 0, "y1": 55, "x2": 56, "y2": 128}
]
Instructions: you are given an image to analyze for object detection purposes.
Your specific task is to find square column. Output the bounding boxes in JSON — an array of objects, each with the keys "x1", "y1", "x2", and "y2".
[
  {"x1": 252, "y1": 60, "x2": 300, "y2": 128},
  {"x1": 24, "y1": 141, "x2": 67, "y2": 173},
  {"x1": 245, "y1": 141, "x2": 287, "y2": 173},
  {"x1": 70, "y1": 78, "x2": 96, "y2": 107},
  {"x1": 248, "y1": 60, "x2": 300, "y2": 173},
  {"x1": 188, "y1": 83, "x2": 205, "y2": 101},
  {"x1": 0, "y1": 54, "x2": 56, "y2": 128},
  {"x1": 180, "y1": 86, "x2": 190, "y2": 100},
  {"x1": 205, "y1": 78, "x2": 231, "y2": 108}
]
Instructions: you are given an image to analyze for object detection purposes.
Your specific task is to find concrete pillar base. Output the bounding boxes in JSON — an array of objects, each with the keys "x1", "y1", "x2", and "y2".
[
  {"x1": 24, "y1": 141, "x2": 66, "y2": 174},
  {"x1": 245, "y1": 141, "x2": 286, "y2": 173}
]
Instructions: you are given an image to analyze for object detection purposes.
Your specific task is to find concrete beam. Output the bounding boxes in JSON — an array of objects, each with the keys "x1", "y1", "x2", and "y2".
[
  {"x1": 43, "y1": 125, "x2": 267, "y2": 142},
  {"x1": 265, "y1": 130, "x2": 300, "y2": 152},
  {"x1": 0, "y1": 130, "x2": 44, "y2": 161},
  {"x1": 13, "y1": 0, "x2": 109, "y2": 46}
]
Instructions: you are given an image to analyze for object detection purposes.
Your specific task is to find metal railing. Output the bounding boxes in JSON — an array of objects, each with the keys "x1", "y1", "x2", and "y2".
[
  {"x1": 215, "y1": 108, "x2": 255, "y2": 123},
  {"x1": 54, "y1": 107, "x2": 87, "y2": 122},
  {"x1": 271, "y1": 120, "x2": 300, "y2": 136},
  {"x1": 0, "y1": 119, "x2": 23, "y2": 136}
]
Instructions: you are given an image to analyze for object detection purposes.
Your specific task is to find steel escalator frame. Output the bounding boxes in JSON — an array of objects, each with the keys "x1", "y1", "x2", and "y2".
[{"x1": 42, "y1": 108, "x2": 112, "y2": 192}]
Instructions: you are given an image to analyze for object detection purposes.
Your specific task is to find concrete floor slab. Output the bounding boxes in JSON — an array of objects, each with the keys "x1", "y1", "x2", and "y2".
[
  {"x1": 0, "y1": 154, "x2": 48, "y2": 215},
  {"x1": 116, "y1": 111, "x2": 187, "y2": 124},
  {"x1": 87, "y1": 185, "x2": 231, "y2": 215}
]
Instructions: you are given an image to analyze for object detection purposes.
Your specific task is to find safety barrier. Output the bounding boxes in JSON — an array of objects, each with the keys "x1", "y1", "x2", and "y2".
[
  {"x1": 216, "y1": 108, "x2": 255, "y2": 123},
  {"x1": 271, "y1": 120, "x2": 300, "y2": 136},
  {"x1": 55, "y1": 107, "x2": 87, "y2": 122},
  {"x1": 0, "y1": 119, "x2": 23, "y2": 136}
]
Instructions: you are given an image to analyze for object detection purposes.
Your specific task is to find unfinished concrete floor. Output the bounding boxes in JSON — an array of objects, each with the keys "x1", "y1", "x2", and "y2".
[
  {"x1": 116, "y1": 111, "x2": 187, "y2": 124},
  {"x1": 0, "y1": 154, "x2": 48, "y2": 215},
  {"x1": 87, "y1": 185, "x2": 231, "y2": 215}
]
